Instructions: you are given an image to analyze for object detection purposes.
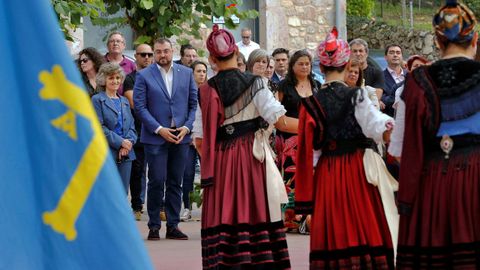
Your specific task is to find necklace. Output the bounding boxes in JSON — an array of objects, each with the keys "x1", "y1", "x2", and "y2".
[{"x1": 296, "y1": 81, "x2": 311, "y2": 97}]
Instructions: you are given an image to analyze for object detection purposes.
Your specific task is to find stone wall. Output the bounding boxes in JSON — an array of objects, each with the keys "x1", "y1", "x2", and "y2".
[
  {"x1": 348, "y1": 20, "x2": 438, "y2": 60},
  {"x1": 260, "y1": 0, "x2": 338, "y2": 52}
]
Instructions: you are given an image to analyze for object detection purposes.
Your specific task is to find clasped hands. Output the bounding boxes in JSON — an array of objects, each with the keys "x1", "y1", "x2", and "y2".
[
  {"x1": 118, "y1": 139, "x2": 133, "y2": 161},
  {"x1": 158, "y1": 127, "x2": 189, "y2": 144}
]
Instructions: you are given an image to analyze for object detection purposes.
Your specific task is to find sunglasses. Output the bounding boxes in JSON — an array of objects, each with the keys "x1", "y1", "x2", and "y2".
[
  {"x1": 242, "y1": 36, "x2": 250, "y2": 39},
  {"x1": 138, "y1": 52, "x2": 153, "y2": 58},
  {"x1": 79, "y1": 58, "x2": 90, "y2": 64}
]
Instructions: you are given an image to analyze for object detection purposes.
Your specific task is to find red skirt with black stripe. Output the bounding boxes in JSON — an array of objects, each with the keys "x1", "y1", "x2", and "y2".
[
  {"x1": 397, "y1": 147, "x2": 480, "y2": 269},
  {"x1": 309, "y1": 150, "x2": 394, "y2": 269},
  {"x1": 201, "y1": 133, "x2": 291, "y2": 270}
]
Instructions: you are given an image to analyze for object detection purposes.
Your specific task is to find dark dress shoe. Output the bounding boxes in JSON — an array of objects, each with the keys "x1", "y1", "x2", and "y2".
[
  {"x1": 147, "y1": 229, "x2": 160, "y2": 240},
  {"x1": 166, "y1": 227, "x2": 188, "y2": 240}
]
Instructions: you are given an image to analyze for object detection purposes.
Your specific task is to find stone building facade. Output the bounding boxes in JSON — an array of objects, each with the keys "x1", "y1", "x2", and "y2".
[
  {"x1": 259, "y1": 0, "x2": 344, "y2": 52},
  {"x1": 69, "y1": 0, "x2": 344, "y2": 55}
]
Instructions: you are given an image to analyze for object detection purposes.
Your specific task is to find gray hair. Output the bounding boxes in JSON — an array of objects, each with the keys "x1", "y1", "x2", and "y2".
[
  {"x1": 107, "y1": 31, "x2": 125, "y2": 45},
  {"x1": 349, "y1": 38, "x2": 369, "y2": 53},
  {"x1": 96, "y1": 62, "x2": 125, "y2": 91},
  {"x1": 247, "y1": 49, "x2": 270, "y2": 72}
]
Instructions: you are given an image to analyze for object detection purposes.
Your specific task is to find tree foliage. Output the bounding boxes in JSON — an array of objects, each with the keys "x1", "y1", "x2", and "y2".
[
  {"x1": 97, "y1": 0, "x2": 258, "y2": 45},
  {"x1": 51, "y1": 0, "x2": 106, "y2": 41},
  {"x1": 463, "y1": 0, "x2": 480, "y2": 17},
  {"x1": 347, "y1": 0, "x2": 375, "y2": 18}
]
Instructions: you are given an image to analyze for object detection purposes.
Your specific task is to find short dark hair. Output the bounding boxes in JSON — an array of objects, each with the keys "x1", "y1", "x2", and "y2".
[
  {"x1": 154, "y1": 38, "x2": 172, "y2": 47},
  {"x1": 272, "y1": 48, "x2": 289, "y2": 57},
  {"x1": 180, "y1": 44, "x2": 196, "y2": 57},
  {"x1": 321, "y1": 64, "x2": 347, "y2": 73},
  {"x1": 191, "y1": 60, "x2": 208, "y2": 72},
  {"x1": 384, "y1": 44, "x2": 403, "y2": 55}
]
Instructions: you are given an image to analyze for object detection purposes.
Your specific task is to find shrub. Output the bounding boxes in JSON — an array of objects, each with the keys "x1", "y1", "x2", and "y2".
[
  {"x1": 347, "y1": 0, "x2": 375, "y2": 18},
  {"x1": 463, "y1": 0, "x2": 480, "y2": 18}
]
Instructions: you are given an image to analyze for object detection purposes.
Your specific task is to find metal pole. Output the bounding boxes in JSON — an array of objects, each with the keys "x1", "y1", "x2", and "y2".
[
  {"x1": 335, "y1": 0, "x2": 347, "y2": 40},
  {"x1": 410, "y1": 0, "x2": 414, "y2": 30}
]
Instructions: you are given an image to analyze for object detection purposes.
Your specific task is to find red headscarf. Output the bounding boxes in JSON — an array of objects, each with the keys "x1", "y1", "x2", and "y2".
[
  {"x1": 206, "y1": 24, "x2": 237, "y2": 58},
  {"x1": 317, "y1": 27, "x2": 350, "y2": 67}
]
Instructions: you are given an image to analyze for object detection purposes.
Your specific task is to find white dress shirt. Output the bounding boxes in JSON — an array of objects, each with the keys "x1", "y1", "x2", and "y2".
[
  {"x1": 236, "y1": 41, "x2": 260, "y2": 60},
  {"x1": 158, "y1": 63, "x2": 173, "y2": 97},
  {"x1": 387, "y1": 67, "x2": 405, "y2": 84},
  {"x1": 154, "y1": 63, "x2": 189, "y2": 134}
]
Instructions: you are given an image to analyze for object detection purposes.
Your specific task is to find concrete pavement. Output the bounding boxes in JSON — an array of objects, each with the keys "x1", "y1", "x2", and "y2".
[{"x1": 134, "y1": 209, "x2": 310, "y2": 269}]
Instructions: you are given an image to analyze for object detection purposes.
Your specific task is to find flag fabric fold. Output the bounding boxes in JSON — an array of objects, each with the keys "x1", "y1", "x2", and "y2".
[{"x1": 0, "y1": 1, "x2": 153, "y2": 269}]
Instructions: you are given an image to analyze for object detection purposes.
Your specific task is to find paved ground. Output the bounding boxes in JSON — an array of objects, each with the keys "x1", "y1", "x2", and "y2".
[{"x1": 134, "y1": 209, "x2": 310, "y2": 269}]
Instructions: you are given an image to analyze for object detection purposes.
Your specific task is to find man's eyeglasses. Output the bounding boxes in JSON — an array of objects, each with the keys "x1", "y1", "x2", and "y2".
[
  {"x1": 242, "y1": 36, "x2": 250, "y2": 39},
  {"x1": 79, "y1": 58, "x2": 90, "y2": 64},
  {"x1": 137, "y1": 52, "x2": 153, "y2": 58},
  {"x1": 108, "y1": 39, "x2": 124, "y2": 44}
]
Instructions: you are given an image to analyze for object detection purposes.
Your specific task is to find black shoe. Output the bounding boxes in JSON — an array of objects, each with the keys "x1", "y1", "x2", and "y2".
[
  {"x1": 166, "y1": 227, "x2": 188, "y2": 240},
  {"x1": 147, "y1": 229, "x2": 160, "y2": 241}
]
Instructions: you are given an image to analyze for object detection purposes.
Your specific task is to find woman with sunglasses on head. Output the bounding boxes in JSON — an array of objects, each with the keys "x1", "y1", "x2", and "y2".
[
  {"x1": 295, "y1": 28, "x2": 396, "y2": 269},
  {"x1": 396, "y1": 2, "x2": 480, "y2": 268},
  {"x1": 92, "y1": 62, "x2": 137, "y2": 194},
  {"x1": 77, "y1": 47, "x2": 105, "y2": 96}
]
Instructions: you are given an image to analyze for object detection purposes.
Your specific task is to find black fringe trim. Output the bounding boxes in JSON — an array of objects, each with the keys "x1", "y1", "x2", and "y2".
[
  {"x1": 201, "y1": 221, "x2": 291, "y2": 270},
  {"x1": 397, "y1": 241, "x2": 480, "y2": 269},
  {"x1": 310, "y1": 245, "x2": 394, "y2": 269}
]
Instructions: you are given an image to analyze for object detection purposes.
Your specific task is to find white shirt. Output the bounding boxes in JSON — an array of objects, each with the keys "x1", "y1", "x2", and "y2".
[
  {"x1": 387, "y1": 86, "x2": 405, "y2": 157},
  {"x1": 387, "y1": 67, "x2": 405, "y2": 84},
  {"x1": 274, "y1": 71, "x2": 285, "y2": 81},
  {"x1": 236, "y1": 40, "x2": 260, "y2": 60},
  {"x1": 158, "y1": 63, "x2": 173, "y2": 97},
  {"x1": 155, "y1": 63, "x2": 189, "y2": 133}
]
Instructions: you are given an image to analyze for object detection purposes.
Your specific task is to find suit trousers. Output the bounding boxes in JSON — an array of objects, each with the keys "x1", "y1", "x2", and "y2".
[
  {"x1": 182, "y1": 144, "x2": 197, "y2": 209},
  {"x1": 130, "y1": 143, "x2": 146, "y2": 211},
  {"x1": 145, "y1": 143, "x2": 188, "y2": 229}
]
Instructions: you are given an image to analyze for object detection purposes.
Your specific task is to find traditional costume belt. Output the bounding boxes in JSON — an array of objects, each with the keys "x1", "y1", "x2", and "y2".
[
  {"x1": 217, "y1": 117, "x2": 268, "y2": 141},
  {"x1": 428, "y1": 134, "x2": 480, "y2": 159},
  {"x1": 322, "y1": 138, "x2": 377, "y2": 156}
]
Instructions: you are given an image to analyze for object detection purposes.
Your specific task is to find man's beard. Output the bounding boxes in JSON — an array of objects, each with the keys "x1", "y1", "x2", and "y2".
[{"x1": 156, "y1": 58, "x2": 171, "y2": 68}]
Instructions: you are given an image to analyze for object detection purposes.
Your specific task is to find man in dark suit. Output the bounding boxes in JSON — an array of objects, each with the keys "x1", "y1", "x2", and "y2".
[
  {"x1": 271, "y1": 48, "x2": 289, "y2": 83},
  {"x1": 382, "y1": 44, "x2": 406, "y2": 116},
  {"x1": 134, "y1": 38, "x2": 197, "y2": 240}
]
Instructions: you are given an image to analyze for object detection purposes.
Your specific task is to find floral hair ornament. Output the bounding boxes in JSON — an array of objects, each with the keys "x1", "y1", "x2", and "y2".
[
  {"x1": 206, "y1": 24, "x2": 237, "y2": 58},
  {"x1": 433, "y1": 0, "x2": 477, "y2": 44},
  {"x1": 317, "y1": 27, "x2": 351, "y2": 67}
]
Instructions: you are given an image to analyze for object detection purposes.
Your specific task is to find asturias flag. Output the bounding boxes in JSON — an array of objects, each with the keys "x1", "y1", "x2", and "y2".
[{"x1": 0, "y1": 1, "x2": 153, "y2": 269}]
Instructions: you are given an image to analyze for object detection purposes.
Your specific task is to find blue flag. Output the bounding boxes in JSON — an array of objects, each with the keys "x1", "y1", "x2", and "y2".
[{"x1": 0, "y1": 1, "x2": 153, "y2": 269}]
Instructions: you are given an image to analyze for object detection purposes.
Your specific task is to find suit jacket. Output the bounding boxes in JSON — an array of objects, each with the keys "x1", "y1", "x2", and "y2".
[
  {"x1": 133, "y1": 63, "x2": 198, "y2": 145},
  {"x1": 383, "y1": 68, "x2": 405, "y2": 116},
  {"x1": 271, "y1": 72, "x2": 282, "y2": 84},
  {"x1": 92, "y1": 91, "x2": 137, "y2": 160}
]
